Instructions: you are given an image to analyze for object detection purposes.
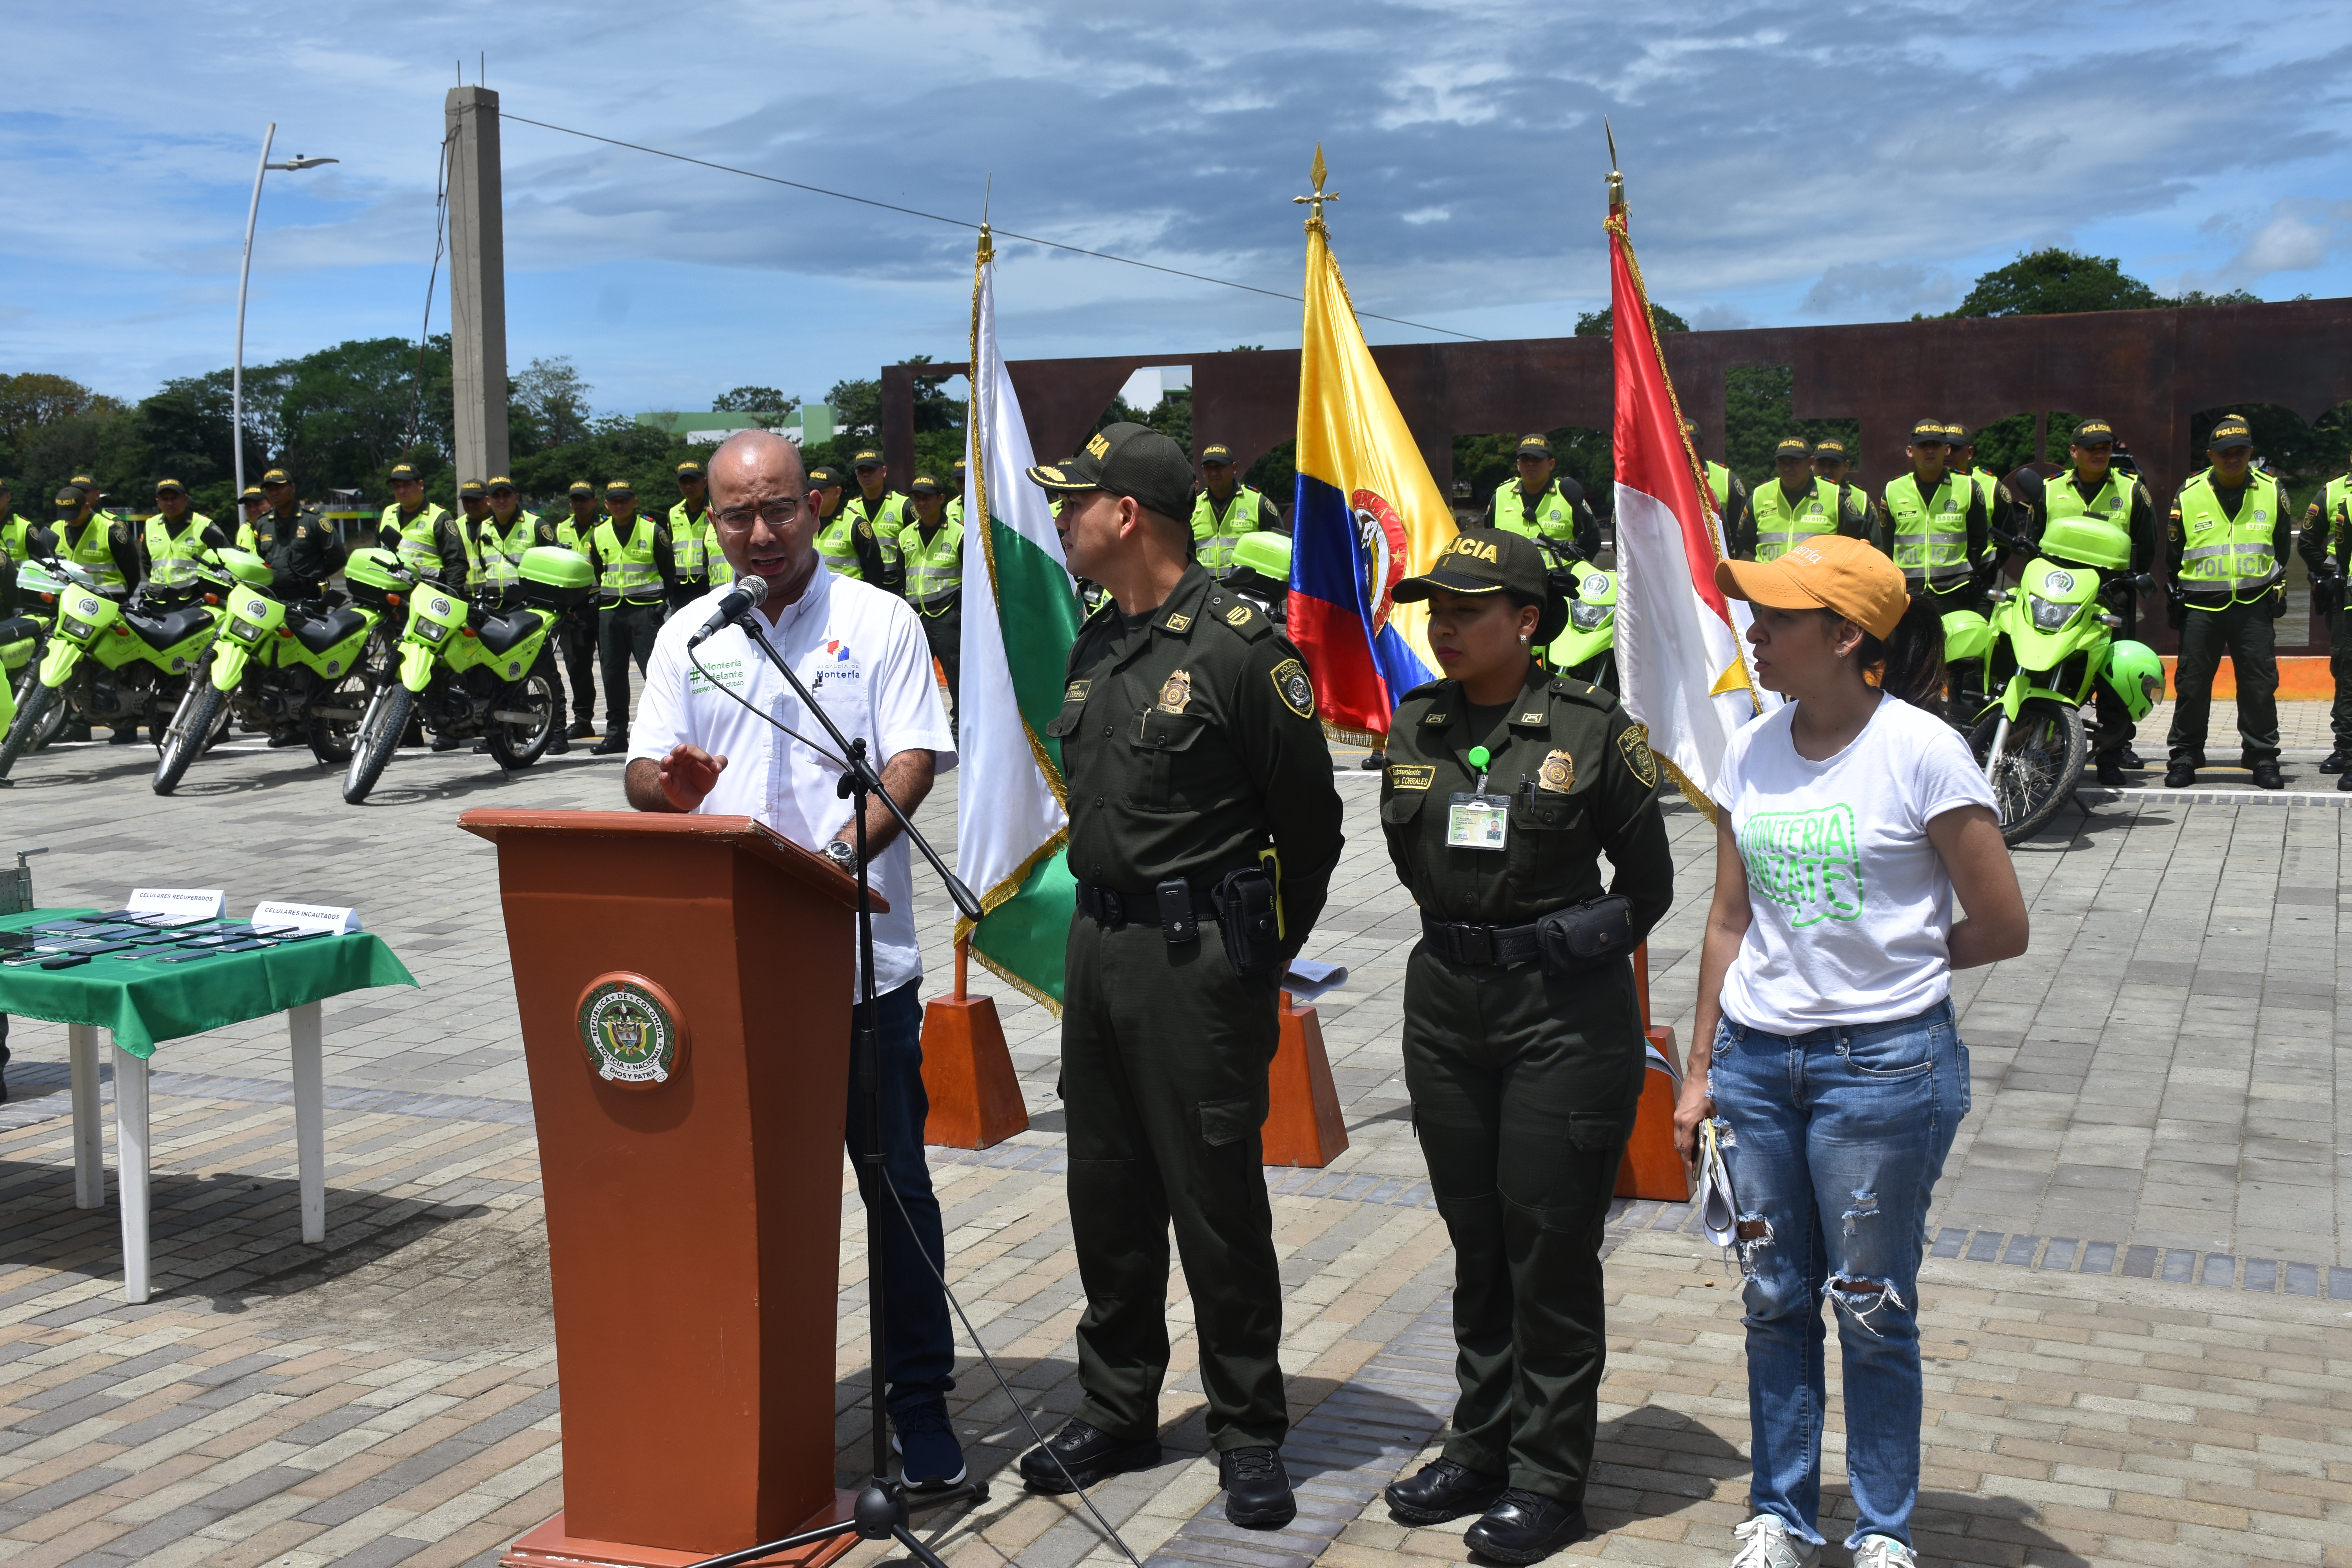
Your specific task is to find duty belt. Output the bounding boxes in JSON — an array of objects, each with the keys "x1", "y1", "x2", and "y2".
[
  {"x1": 1421, "y1": 913, "x2": 1543, "y2": 967},
  {"x1": 1076, "y1": 878, "x2": 1222, "y2": 932}
]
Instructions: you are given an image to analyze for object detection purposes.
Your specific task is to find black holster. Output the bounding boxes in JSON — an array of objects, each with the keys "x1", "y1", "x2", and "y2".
[
  {"x1": 1209, "y1": 866, "x2": 1283, "y2": 978},
  {"x1": 1536, "y1": 894, "x2": 1637, "y2": 977}
]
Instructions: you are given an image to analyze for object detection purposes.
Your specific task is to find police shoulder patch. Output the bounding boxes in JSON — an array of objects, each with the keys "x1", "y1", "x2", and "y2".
[
  {"x1": 1270, "y1": 657, "x2": 1314, "y2": 719},
  {"x1": 1226, "y1": 604, "x2": 1250, "y2": 626},
  {"x1": 1064, "y1": 678, "x2": 1092, "y2": 702},
  {"x1": 1617, "y1": 723, "x2": 1660, "y2": 788},
  {"x1": 856, "y1": 519, "x2": 873, "y2": 538}
]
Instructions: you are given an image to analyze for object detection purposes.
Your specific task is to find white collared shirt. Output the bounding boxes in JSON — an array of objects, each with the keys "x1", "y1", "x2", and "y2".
[{"x1": 631, "y1": 566, "x2": 956, "y2": 997}]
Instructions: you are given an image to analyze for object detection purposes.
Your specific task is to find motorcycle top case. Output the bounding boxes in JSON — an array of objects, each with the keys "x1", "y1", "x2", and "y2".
[
  {"x1": 343, "y1": 549, "x2": 408, "y2": 609},
  {"x1": 2038, "y1": 516, "x2": 2131, "y2": 571},
  {"x1": 217, "y1": 547, "x2": 274, "y2": 588},
  {"x1": 516, "y1": 546, "x2": 595, "y2": 610},
  {"x1": 1230, "y1": 530, "x2": 1292, "y2": 583}
]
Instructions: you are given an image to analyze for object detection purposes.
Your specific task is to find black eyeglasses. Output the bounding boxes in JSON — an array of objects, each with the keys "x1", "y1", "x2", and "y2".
[{"x1": 714, "y1": 497, "x2": 809, "y2": 530}]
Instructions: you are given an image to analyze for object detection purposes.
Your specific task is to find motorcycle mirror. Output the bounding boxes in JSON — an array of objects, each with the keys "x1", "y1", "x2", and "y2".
[{"x1": 200, "y1": 524, "x2": 229, "y2": 549}]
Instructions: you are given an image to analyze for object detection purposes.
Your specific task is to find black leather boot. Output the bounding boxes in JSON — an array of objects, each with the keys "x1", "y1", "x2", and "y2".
[
  {"x1": 1385, "y1": 1457, "x2": 1506, "y2": 1524},
  {"x1": 1015, "y1": 1419, "x2": 1160, "y2": 1494},
  {"x1": 1218, "y1": 1446, "x2": 1295, "y2": 1528},
  {"x1": 1462, "y1": 1489, "x2": 1588, "y2": 1564}
]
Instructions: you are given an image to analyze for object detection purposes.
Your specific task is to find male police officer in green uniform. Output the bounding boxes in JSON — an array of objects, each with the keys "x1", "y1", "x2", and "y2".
[
  {"x1": 138, "y1": 479, "x2": 223, "y2": 601},
  {"x1": 256, "y1": 468, "x2": 343, "y2": 602},
  {"x1": 589, "y1": 479, "x2": 673, "y2": 755},
  {"x1": 0, "y1": 481, "x2": 33, "y2": 615},
  {"x1": 2166, "y1": 414, "x2": 2290, "y2": 789},
  {"x1": 2020, "y1": 419, "x2": 2156, "y2": 783},
  {"x1": 1811, "y1": 439, "x2": 1873, "y2": 531},
  {"x1": 900, "y1": 474, "x2": 963, "y2": 732},
  {"x1": 808, "y1": 462, "x2": 891, "y2": 584},
  {"x1": 843, "y1": 449, "x2": 908, "y2": 591},
  {"x1": 1375, "y1": 528, "x2": 1671, "y2": 1563},
  {"x1": 667, "y1": 459, "x2": 720, "y2": 612},
  {"x1": 2298, "y1": 446, "x2": 2352, "y2": 772},
  {"x1": 1736, "y1": 437, "x2": 1869, "y2": 561},
  {"x1": 552, "y1": 481, "x2": 604, "y2": 738},
  {"x1": 381, "y1": 463, "x2": 472, "y2": 590},
  {"x1": 1192, "y1": 443, "x2": 1281, "y2": 579},
  {"x1": 1483, "y1": 436, "x2": 1600, "y2": 562},
  {"x1": 1015, "y1": 423, "x2": 1344, "y2": 1531}
]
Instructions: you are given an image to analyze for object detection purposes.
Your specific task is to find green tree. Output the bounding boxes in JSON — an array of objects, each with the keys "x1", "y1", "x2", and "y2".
[
  {"x1": 1721, "y1": 366, "x2": 1861, "y2": 489},
  {"x1": 1939, "y1": 249, "x2": 2165, "y2": 318},
  {"x1": 1573, "y1": 304, "x2": 1690, "y2": 336},
  {"x1": 711, "y1": 385, "x2": 797, "y2": 430},
  {"x1": 512, "y1": 357, "x2": 593, "y2": 451}
]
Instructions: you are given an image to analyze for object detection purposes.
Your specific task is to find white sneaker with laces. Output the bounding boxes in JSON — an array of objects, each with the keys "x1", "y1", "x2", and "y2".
[
  {"x1": 1728, "y1": 1515, "x2": 1820, "y2": 1568},
  {"x1": 1851, "y1": 1536, "x2": 1916, "y2": 1568}
]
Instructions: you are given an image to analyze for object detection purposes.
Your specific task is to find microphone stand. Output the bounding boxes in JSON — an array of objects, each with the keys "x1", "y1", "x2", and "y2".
[{"x1": 684, "y1": 597, "x2": 987, "y2": 1568}]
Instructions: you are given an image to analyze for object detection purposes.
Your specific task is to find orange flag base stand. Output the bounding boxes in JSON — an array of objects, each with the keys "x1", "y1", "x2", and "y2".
[
  {"x1": 920, "y1": 942, "x2": 1029, "y2": 1150},
  {"x1": 1262, "y1": 991, "x2": 1349, "y2": 1168},
  {"x1": 1615, "y1": 942, "x2": 1691, "y2": 1202}
]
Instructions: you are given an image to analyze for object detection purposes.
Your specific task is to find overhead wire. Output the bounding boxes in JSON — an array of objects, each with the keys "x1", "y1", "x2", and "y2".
[{"x1": 491, "y1": 109, "x2": 1488, "y2": 343}]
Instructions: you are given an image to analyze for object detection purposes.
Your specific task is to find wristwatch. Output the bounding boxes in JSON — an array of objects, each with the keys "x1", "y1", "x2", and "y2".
[{"x1": 820, "y1": 839, "x2": 858, "y2": 873}]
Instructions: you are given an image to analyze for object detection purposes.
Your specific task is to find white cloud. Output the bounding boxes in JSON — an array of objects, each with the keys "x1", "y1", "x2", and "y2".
[{"x1": 1798, "y1": 262, "x2": 1961, "y2": 320}]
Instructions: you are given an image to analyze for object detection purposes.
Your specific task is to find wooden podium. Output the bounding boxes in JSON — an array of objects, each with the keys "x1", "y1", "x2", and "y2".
[{"x1": 460, "y1": 810, "x2": 875, "y2": 1568}]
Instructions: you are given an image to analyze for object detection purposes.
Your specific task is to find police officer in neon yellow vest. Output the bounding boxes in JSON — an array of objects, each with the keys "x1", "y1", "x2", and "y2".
[
  {"x1": 589, "y1": 478, "x2": 673, "y2": 755},
  {"x1": 808, "y1": 461, "x2": 891, "y2": 583},
  {"x1": 902, "y1": 474, "x2": 964, "y2": 736},
  {"x1": 2165, "y1": 414, "x2": 2290, "y2": 789},
  {"x1": 1681, "y1": 419, "x2": 1749, "y2": 548},
  {"x1": 2018, "y1": 419, "x2": 2156, "y2": 784},
  {"x1": 1735, "y1": 438, "x2": 1868, "y2": 561},
  {"x1": 475, "y1": 476, "x2": 570, "y2": 756},
  {"x1": 667, "y1": 459, "x2": 728, "y2": 611},
  {"x1": 138, "y1": 479, "x2": 225, "y2": 602},
  {"x1": 233, "y1": 485, "x2": 269, "y2": 555},
  {"x1": 455, "y1": 479, "x2": 495, "y2": 592},
  {"x1": 0, "y1": 479, "x2": 36, "y2": 615},
  {"x1": 2296, "y1": 446, "x2": 2352, "y2": 776},
  {"x1": 1944, "y1": 424, "x2": 2017, "y2": 557},
  {"x1": 551, "y1": 481, "x2": 604, "y2": 739},
  {"x1": 380, "y1": 462, "x2": 473, "y2": 591},
  {"x1": 843, "y1": 449, "x2": 907, "y2": 592},
  {"x1": 1191, "y1": 444, "x2": 1282, "y2": 580},
  {"x1": 1810, "y1": 439, "x2": 1875, "y2": 535},
  {"x1": 1481, "y1": 436, "x2": 1600, "y2": 561},
  {"x1": 1878, "y1": 419, "x2": 1990, "y2": 606}
]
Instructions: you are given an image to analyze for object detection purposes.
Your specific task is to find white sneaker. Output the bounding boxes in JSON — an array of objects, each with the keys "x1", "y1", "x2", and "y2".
[
  {"x1": 1852, "y1": 1537, "x2": 1916, "y2": 1568},
  {"x1": 1729, "y1": 1515, "x2": 1820, "y2": 1568}
]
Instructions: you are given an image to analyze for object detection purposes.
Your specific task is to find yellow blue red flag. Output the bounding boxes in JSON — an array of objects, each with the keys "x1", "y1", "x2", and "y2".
[{"x1": 1287, "y1": 149, "x2": 1455, "y2": 735}]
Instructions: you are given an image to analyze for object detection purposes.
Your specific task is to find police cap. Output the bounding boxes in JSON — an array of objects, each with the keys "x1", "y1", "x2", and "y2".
[
  {"x1": 1200, "y1": 443, "x2": 1235, "y2": 466},
  {"x1": 53, "y1": 487, "x2": 83, "y2": 514},
  {"x1": 604, "y1": 478, "x2": 635, "y2": 496},
  {"x1": 567, "y1": 479, "x2": 594, "y2": 497},
  {"x1": 1773, "y1": 437, "x2": 1811, "y2": 461},
  {"x1": 1026, "y1": 422, "x2": 1195, "y2": 521},
  {"x1": 2208, "y1": 414, "x2": 2254, "y2": 450},
  {"x1": 808, "y1": 463, "x2": 843, "y2": 487},
  {"x1": 1392, "y1": 528, "x2": 1566, "y2": 641},
  {"x1": 1812, "y1": 439, "x2": 1849, "y2": 460},
  {"x1": 1944, "y1": 423, "x2": 1972, "y2": 447},
  {"x1": 487, "y1": 476, "x2": 517, "y2": 494},
  {"x1": 457, "y1": 478, "x2": 487, "y2": 498},
  {"x1": 388, "y1": 462, "x2": 421, "y2": 482},
  {"x1": 154, "y1": 478, "x2": 187, "y2": 495},
  {"x1": 852, "y1": 448, "x2": 884, "y2": 469},
  {"x1": 1908, "y1": 420, "x2": 1949, "y2": 446},
  {"x1": 261, "y1": 468, "x2": 292, "y2": 486},
  {"x1": 69, "y1": 474, "x2": 95, "y2": 490},
  {"x1": 908, "y1": 474, "x2": 943, "y2": 496},
  {"x1": 2071, "y1": 419, "x2": 2116, "y2": 448},
  {"x1": 1515, "y1": 435, "x2": 1553, "y2": 459},
  {"x1": 675, "y1": 461, "x2": 704, "y2": 479},
  {"x1": 240, "y1": 485, "x2": 266, "y2": 502},
  {"x1": 952, "y1": 457, "x2": 966, "y2": 473}
]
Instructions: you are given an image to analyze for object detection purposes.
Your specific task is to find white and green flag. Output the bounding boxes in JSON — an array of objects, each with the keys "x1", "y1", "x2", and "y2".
[{"x1": 955, "y1": 230, "x2": 1083, "y2": 1009}]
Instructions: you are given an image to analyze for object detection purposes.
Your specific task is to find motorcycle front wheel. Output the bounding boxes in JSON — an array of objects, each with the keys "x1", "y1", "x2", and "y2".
[
  {"x1": 152, "y1": 683, "x2": 227, "y2": 795},
  {"x1": 9, "y1": 666, "x2": 68, "y2": 756},
  {"x1": 0, "y1": 681, "x2": 57, "y2": 780},
  {"x1": 307, "y1": 668, "x2": 370, "y2": 766},
  {"x1": 485, "y1": 671, "x2": 557, "y2": 771},
  {"x1": 343, "y1": 683, "x2": 414, "y2": 804},
  {"x1": 1969, "y1": 697, "x2": 2087, "y2": 844}
]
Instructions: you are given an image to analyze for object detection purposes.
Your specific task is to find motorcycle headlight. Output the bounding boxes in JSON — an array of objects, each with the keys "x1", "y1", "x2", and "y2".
[
  {"x1": 1569, "y1": 602, "x2": 1610, "y2": 632},
  {"x1": 415, "y1": 619, "x2": 449, "y2": 644},
  {"x1": 226, "y1": 617, "x2": 265, "y2": 644},
  {"x1": 60, "y1": 615, "x2": 96, "y2": 641},
  {"x1": 2028, "y1": 594, "x2": 2078, "y2": 632}
]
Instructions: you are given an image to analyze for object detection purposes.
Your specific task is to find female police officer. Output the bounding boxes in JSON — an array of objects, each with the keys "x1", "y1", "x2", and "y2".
[{"x1": 1376, "y1": 528, "x2": 1674, "y2": 1563}]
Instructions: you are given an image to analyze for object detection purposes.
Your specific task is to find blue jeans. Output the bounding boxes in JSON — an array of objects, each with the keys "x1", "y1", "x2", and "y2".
[
  {"x1": 1711, "y1": 999, "x2": 1969, "y2": 1551},
  {"x1": 846, "y1": 980, "x2": 955, "y2": 1421}
]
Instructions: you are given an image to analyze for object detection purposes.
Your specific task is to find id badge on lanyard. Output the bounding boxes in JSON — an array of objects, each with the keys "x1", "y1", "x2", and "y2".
[{"x1": 1445, "y1": 744, "x2": 1508, "y2": 851}]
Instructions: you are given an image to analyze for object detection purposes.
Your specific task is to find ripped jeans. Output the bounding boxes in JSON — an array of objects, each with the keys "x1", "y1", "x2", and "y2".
[{"x1": 1710, "y1": 999, "x2": 1968, "y2": 1552}]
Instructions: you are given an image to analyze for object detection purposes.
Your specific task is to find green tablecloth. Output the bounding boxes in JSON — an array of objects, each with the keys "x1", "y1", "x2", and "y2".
[{"x1": 0, "y1": 908, "x2": 417, "y2": 1057}]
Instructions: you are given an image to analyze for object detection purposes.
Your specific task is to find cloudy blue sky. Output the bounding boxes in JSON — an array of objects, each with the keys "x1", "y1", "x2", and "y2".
[{"x1": 7, "y1": 0, "x2": 2349, "y2": 419}]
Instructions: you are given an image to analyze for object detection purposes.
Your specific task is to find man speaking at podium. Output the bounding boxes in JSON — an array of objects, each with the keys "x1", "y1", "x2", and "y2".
[{"x1": 621, "y1": 429, "x2": 967, "y2": 1492}]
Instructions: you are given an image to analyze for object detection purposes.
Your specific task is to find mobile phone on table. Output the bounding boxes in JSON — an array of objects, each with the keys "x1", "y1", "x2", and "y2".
[{"x1": 39, "y1": 954, "x2": 91, "y2": 970}]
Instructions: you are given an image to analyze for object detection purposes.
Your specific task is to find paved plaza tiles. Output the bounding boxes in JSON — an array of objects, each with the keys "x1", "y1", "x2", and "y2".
[{"x1": 0, "y1": 697, "x2": 2344, "y2": 1568}]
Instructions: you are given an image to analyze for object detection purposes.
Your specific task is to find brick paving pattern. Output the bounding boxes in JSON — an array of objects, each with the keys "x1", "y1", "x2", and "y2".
[{"x1": 0, "y1": 699, "x2": 2345, "y2": 1566}]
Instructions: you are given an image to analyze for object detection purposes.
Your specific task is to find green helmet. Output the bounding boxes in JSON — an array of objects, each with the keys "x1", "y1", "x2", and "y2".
[{"x1": 2102, "y1": 639, "x2": 2163, "y2": 721}]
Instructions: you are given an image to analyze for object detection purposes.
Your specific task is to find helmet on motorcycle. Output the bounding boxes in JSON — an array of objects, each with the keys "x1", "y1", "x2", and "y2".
[{"x1": 2102, "y1": 640, "x2": 2164, "y2": 722}]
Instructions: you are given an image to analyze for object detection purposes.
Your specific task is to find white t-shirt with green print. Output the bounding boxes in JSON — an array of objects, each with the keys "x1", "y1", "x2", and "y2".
[{"x1": 1717, "y1": 692, "x2": 1996, "y2": 1034}]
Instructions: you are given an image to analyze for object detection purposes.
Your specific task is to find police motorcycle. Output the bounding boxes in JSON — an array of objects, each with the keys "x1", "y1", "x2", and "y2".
[
  {"x1": 1, "y1": 612, "x2": 42, "y2": 750},
  {"x1": 1225, "y1": 530, "x2": 1293, "y2": 625},
  {"x1": 341, "y1": 544, "x2": 595, "y2": 804},
  {"x1": 1967, "y1": 516, "x2": 2163, "y2": 843},
  {"x1": 0, "y1": 544, "x2": 241, "y2": 781},
  {"x1": 152, "y1": 556, "x2": 391, "y2": 793},
  {"x1": 1545, "y1": 566, "x2": 1618, "y2": 691}
]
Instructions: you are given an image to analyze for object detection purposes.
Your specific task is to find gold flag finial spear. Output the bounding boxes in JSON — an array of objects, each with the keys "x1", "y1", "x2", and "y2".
[
  {"x1": 1605, "y1": 118, "x2": 1624, "y2": 209},
  {"x1": 1292, "y1": 143, "x2": 1338, "y2": 233}
]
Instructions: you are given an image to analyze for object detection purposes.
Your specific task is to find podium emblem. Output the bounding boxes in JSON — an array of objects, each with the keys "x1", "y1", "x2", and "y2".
[{"x1": 575, "y1": 974, "x2": 688, "y2": 1088}]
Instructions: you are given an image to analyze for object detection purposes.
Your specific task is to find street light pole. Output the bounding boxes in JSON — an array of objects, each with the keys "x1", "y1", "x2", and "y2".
[{"x1": 232, "y1": 127, "x2": 337, "y2": 503}]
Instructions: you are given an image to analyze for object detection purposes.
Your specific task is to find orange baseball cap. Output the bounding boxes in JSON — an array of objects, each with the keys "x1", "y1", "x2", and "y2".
[{"x1": 1716, "y1": 534, "x2": 1907, "y2": 640}]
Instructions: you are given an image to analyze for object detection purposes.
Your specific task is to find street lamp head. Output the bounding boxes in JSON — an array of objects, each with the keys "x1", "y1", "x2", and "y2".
[{"x1": 268, "y1": 155, "x2": 339, "y2": 171}]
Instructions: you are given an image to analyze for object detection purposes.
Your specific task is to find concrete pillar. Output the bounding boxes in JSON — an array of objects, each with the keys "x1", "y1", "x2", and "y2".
[{"x1": 445, "y1": 86, "x2": 509, "y2": 488}]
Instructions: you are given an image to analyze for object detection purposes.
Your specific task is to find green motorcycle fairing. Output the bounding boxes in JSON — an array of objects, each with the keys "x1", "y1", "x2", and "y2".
[
  {"x1": 1989, "y1": 558, "x2": 2110, "y2": 719},
  {"x1": 1546, "y1": 567, "x2": 1616, "y2": 670},
  {"x1": 1940, "y1": 608, "x2": 1993, "y2": 665},
  {"x1": 394, "y1": 586, "x2": 557, "y2": 693}
]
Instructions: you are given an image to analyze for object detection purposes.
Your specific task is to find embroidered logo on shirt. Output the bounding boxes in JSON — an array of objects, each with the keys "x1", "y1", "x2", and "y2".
[
  {"x1": 1271, "y1": 657, "x2": 1315, "y2": 719},
  {"x1": 1226, "y1": 604, "x2": 1251, "y2": 626},
  {"x1": 1739, "y1": 802, "x2": 1864, "y2": 926},
  {"x1": 1618, "y1": 725, "x2": 1659, "y2": 788},
  {"x1": 1064, "y1": 679, "x2": 1091, "y2": 702},
  {"x1": 1164, "y1": 612, "x2": 1193, "y2": 632},
  {"x1": 1387, "y1": 764, "x2": 1436, "y2": 791},
  {"x1": 1158, "y1": 670, "x2": 1192, "y2": 713}
]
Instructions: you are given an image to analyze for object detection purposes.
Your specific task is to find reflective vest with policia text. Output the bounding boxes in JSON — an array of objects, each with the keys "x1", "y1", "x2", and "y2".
[
  {"x1": 593, "y1": 515, "x2": 662, "y2": 604},
  {"x1": 813, "y1": 506, "x2": 872, "y2": 580},
  {"x1": 143, "y1": 513, "x2": 216, "y2": 589},
  {"x1": 668, "y1": 501, "x2": 727, "y2": 584},
  {"x1": 1882, "y1": 472, "x2": 1973, "y2": 590},
  {"x1": 478, "y1": 514, "x2": 535, "y2": 593},
  {"x1": 2043, "y1": 470, "x2": 2137, "y2": 547},
  {"x1": 844, "y1": 490, "x2": 908, "y2": 576},
  {"x1": 902, "y1": 519, "x2": 963, "y2": 612},
  {"x1": 2323, "y1": 473, "x2": 2352, "y2": 561},
  {"x1": 1488, "y1": 479, "x2": 1575, "y2": 544},
  {"x1": 1704, "y1": 460, "x2": 1735, "y2": 516},
  {"x1": 1750, "y1": 477, "x2": 1841, "y2": 562},
  {"x1": 58, "y1": 516, "x2": 127, "y2": 590},
  {"x1": 2175, "y1": 468, "x2": 2283, "y2": 606},
  {"x1": 387, "y1": 503, "x2": 477, "y2": 586},
  {"x1": 1191, "y1": 485, "x2": 1266, "y2": 575}
]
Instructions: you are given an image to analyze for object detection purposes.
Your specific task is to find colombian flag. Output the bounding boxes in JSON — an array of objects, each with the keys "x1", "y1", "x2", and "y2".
[{"x1": 1287, "y1": 156, "x2": 1455, "y2": 737}]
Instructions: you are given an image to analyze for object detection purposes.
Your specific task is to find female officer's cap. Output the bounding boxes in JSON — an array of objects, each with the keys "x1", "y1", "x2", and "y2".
[
  {"x1": 1716, "y1": 533, "x2": 1906, "y2": 640},
  {"x1": 1392, "y1": 528, "x2": 1567, "y2": 642}
]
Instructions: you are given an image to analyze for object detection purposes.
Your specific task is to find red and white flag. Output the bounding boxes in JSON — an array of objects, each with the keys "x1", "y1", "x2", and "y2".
[{"x1": 1608, "y1": 188, "x2": 1772, "y2": 809}]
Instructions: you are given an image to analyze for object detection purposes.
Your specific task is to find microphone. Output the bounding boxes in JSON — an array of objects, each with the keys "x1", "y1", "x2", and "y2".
[{"x1": 685, "y1": 575, "x2": 769, "y2": 648}]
